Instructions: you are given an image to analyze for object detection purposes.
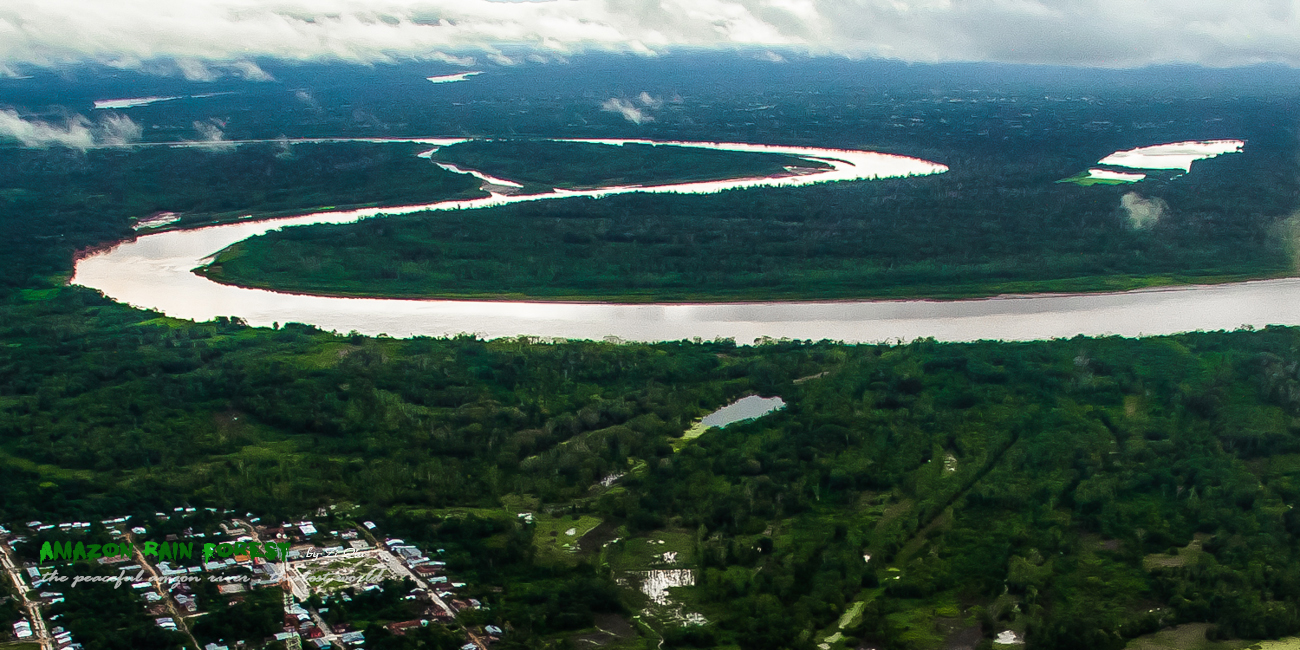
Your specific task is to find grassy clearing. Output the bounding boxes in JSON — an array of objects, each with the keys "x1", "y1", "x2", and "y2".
[
  {"x1": 1057, "y1": 170, "x2": 1142, "y2": 186},
  {"x1": 884, "y1": 601, "x2": 948, "y2": 649},
  {"x1": 533, "y1": 514, "x2": 604, "y2": 562},
  {"x1": 673, "y1": 420, "x2": 712, "y2": 450},
  {"x1": 500, "y1": 494, "x2": 542, "y2": 515},
  {"x1": 1143, "y1": 534, "x2": 1208, "y2": 570},
  {"x1": 134, "y1": 316, "x2": 194, "y2": 329},
  {"x1": 818, "y1": 597, "x2": 876, "y2": 647},
  {"x1": 606, "y1": 530, "x2": 695, "y2": 572},
  {"x1": 1255, "y1": 639, "x2": 1300, "y2": 650},
  {"x1": 1123, "y1": 623, "x2": 1265, "y2": 650},
  {"x1": 0, "y1": 447, "x2": 98, "y2": 483}
]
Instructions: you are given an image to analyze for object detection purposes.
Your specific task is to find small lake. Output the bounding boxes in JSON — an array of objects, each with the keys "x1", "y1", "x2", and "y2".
[{"x1": 700, "y1": 396, "x2": 787, "y2": 429}]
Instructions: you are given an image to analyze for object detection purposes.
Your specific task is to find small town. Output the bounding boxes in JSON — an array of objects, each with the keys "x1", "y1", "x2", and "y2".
[{"x1": 0, "y1": 507, "x2": 503, "y2": 650}]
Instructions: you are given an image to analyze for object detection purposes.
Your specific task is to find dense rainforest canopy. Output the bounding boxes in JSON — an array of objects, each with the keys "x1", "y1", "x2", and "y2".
[{"x1": 8, "y1": 288, "x2": 1300, "y2": 650}]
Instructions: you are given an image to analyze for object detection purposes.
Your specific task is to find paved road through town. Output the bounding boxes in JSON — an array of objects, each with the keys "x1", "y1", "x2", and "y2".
[{"x1": 125, "y1": 531, "x2": 202, "y2": 650}]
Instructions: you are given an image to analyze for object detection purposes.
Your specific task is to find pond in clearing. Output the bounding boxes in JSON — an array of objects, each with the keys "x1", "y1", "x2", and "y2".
[{"x1": 700, "y1": 395, "x2": 786, "y2": 429}]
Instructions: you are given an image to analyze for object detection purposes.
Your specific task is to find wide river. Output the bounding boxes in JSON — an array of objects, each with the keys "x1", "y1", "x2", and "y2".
[{"x1": 72, "y1": 137, "x2": 1300, "y2": 344}]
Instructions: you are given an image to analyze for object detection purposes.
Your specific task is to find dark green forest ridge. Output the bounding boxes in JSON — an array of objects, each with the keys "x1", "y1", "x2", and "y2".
[
  {"x1": 3, "y1": 123, "x2": 1300, "y2": 650},
  {"x1": 204, "y1": 132, "x2": 1300, "y2": 302}
]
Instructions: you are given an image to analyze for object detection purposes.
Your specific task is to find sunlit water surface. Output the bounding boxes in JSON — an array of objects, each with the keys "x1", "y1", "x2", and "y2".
[{"x1": 700, "y1": 396, "x2": 787, "y2": 429}]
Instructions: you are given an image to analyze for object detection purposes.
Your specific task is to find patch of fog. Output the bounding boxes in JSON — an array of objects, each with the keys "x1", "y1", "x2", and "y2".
[
  {"x1": 94, "y1": 96, "x2": 182, "y2": 110},
  {"x1": 634, "y1": 569, "x2": 694, "y2": 605},
  {"x1": 1098, "y1": 140, "x2": 1244, "y2": 173},
  {"x1": 1121, "y1": 192, "x2": 1166, "y2": 229},
  {"x1": 426, "y1": 72, "x2": 482, "y2": 84},
  {"x1": 701, "y1": 395, "x2": 785, "y2": 429},
  {"x1": 0, "y1": 64, "x2": 32, "y2": 79},
  {"x1": 636, "y1": 92, "x2": 663, "y2": 109},
  {"x1": 274, "y1": 136, "x2": 293, "y2": 160},
  {"x1": 191, "y1": 119, "x2": 236, "y2": 152},
  {"x1": 433, "y1": 162, "x2": 524, "y2": 188},
  {"x1": 1087, "y1": 168, "x2": 1144, "y2": 183},
  {"x1": 601, "y1": 98, "x2": 651, "y2": 125},
  {"x1": 0, "y1": 110, "x2": 140, "y2": 149}
]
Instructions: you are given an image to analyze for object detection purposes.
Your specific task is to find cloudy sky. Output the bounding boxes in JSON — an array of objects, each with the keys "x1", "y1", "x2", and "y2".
[{"x1": 0, "y1": 0, "x2": 1298, "y2": 76}]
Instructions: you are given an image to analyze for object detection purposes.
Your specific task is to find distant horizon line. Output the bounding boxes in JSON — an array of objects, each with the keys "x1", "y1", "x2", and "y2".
[{"x1": 5, "y1": 49, "x2": 1300, "y2": 82}]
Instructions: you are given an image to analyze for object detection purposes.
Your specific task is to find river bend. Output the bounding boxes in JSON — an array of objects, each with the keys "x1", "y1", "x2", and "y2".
[{"x1": 72, "y1": 138, "x2": 1299, "y2": 344}]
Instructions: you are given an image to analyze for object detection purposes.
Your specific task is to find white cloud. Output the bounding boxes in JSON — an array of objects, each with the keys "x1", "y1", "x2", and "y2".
[
  {"x1": 636, "y1": 92, "x2": 663, "y2": 109},
  {"x1": 98, "y1": 113, "x2": 143, "y2": 145},
  {"x1": 274, "y1": 134, "x2": 294, "y2": 159},
  {"x1": 293, "y1": 89, "x2": 321, "y2": 111},
  {"x1": 192, "y1": 118, "x2": 237, "y2": 151},
  {"x1": 0, "y1": 110, "x2": 95, "y2": 148},
  {"x1": 176, "y1": 59, "x2": 221, "y2": 82},
  {"x1": 429, "y1": 51, "x2": 476, "y2": 66},
  {"x1": 0, "y1": 63, "x2": 31, "y2": 79},
  {"x1": 0, "y1": 0, "x2": 1297, "y2": 70},
  {"x1": 0, "y1": 109, "x2": 142, "y2": 149},
  {"x1": 229, "y1": 60, "x2": 275, "y2": 82},
  {"x1": 1121, "y1": 192, "x2": 1166, "y2": 229},
  {"x1": 487, "y1": 52, "x2": 522, "y2": 66},
  {"x1": 169, "y1": 59, "x2": 275, "y2": 82},
  {"x1": 601, "y1": 97, "x2": 652, "y2": 124}
]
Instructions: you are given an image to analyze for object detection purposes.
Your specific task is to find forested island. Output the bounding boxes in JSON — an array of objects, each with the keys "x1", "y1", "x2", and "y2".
[{"x1": 203, "y1": 130, "x2": 1298, "y2": 302}]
